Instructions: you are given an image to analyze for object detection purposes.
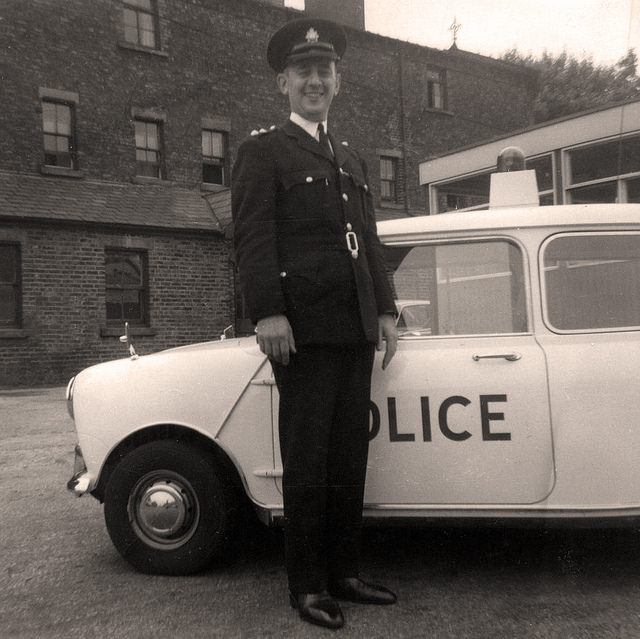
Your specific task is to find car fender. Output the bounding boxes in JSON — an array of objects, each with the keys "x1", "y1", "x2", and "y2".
[{"x1": 72, "y1": 336, "x2": 270, "y2": 487}]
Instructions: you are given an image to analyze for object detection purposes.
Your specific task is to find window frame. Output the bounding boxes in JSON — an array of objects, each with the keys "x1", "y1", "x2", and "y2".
[
  {"x1": 42, "y1": 98, "x2": 78, "y2": 170},
  {"x1": 430, "y1": 153, "x2": 556, "y2": 214},
  {"x1": 540, "y1": 231, "x2": 640, "y2": 334},
  {"x1": 134, "y1": 119, "x2": 164, "y2": 179},
  {"x1": 201, "y1": 129, "x2": 229, "y2": 186},
  {"x1": 385, "y1": 236, "x2": 531, "y2": 339},
  {"x1": 0, "y1": 243, "x2": 22, "y2": 329},
  {"x1": 122, "y1": 0, "x2": 159, "y2": 50},
  {"x1": 562, "y1": 133, "x2": 640, "y2": 205},
  {"x1": 379, "y1": 155, "x2": 399, "y2": 203},
  {"x1": 426, "y1": 67, "x2": 447, "y2": 111},
  {"x1": 104, "y1": 248, "x2": 150, "y2": 327},
  {"x1": 430, "y1": 170, "x2": 492, "y2": 214}
]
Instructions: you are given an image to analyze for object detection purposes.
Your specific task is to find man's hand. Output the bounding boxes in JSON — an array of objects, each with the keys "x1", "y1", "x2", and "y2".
[
  {"x1": 256, "y1": 314, "x2": 296, "y2": 365},
  {"x1": 377, "y1": 313, "x2": 398, "y2": 370}
]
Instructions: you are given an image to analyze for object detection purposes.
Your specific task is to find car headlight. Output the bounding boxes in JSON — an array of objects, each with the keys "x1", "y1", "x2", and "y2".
[{"x1": 65, "y1": 376, "x2": 75, "y2": 419}]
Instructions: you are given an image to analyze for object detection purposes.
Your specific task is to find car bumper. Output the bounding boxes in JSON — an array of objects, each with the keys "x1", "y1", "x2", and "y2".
[{"x1": 66, "y1": 444, "x2": 93, "y2": 496}]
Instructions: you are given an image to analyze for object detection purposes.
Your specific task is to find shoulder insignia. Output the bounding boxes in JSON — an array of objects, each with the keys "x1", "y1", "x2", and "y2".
[
  {"x1": 250, "y1": 125, "x2": 278, "y2": 138},
  {"x1": 341, "y1": 140, "x2": 349, "y2": 147}
]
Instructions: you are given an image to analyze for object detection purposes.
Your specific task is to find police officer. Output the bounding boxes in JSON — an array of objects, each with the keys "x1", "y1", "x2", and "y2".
[{"x1": 232, "y1": 17, "x2": 398, "y2": 630}]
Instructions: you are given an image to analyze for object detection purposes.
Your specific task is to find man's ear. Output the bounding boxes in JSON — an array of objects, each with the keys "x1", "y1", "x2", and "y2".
[{"x1": 276, "y1": 72, "x2": 288, "y2": 95}]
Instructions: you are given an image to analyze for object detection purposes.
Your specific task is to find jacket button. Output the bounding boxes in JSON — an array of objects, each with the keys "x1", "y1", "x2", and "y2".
[
  {"x1": 346, "y1": 223, "x2": 352, "y2": 231},
  {"x1": 306, "y1": 176, "x2": 313, "y2": 183},
  {"x1": 280, "y1": 271, "x2": 287, "y2": 278},
  {"x1": 342, "y1": 193, "x2": 349, "y2": 202}
]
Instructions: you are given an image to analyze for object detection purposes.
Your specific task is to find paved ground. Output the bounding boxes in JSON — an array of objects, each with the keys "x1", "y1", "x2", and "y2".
[{"x1": 2, "y1": 386, "x2": 640, "y2": 638}]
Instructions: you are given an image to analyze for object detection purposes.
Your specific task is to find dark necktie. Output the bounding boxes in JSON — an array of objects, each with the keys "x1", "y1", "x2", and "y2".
[{"x1": 317, "y1": 123, "x2": 333, "y2": 157}]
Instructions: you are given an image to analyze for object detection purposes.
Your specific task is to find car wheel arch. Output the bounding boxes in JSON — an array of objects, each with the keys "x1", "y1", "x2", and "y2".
[{"x1": 91, "y1": 423, "x2": 245, "y2": 504}]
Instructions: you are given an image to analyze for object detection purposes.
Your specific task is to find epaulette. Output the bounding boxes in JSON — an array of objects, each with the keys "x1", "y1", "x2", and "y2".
[{"x1": 250, "y1": 124, "x2": 278, "y2": 137}]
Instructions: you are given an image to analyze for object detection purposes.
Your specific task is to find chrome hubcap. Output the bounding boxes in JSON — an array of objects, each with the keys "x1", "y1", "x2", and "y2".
[{"x1": 128, "y1": 471, "x2": 200, "y2": 550}]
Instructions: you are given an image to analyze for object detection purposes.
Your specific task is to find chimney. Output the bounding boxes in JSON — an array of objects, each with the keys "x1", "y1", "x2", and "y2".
[{"x1": 305, "y1": 0, "x2": 364, "y2": 30}]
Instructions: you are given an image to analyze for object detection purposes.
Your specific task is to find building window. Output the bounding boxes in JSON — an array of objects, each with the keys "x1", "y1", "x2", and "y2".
[
  {"x1": 435, "y1": 172, "x2": 491, "y2": 213},
  {"x1": 42, "y1": 100, "x2": 76, "y2": 169},
  {"x1": 526, "y1": 154, "x2": 554, "y2": 205},
  {"x1": 202, "y1": 130, "x2": 228, "y2": 185},
  {"x1": 432, "y1": 153, "x2": 555, "y2": 213},
  {"x1": 426, "y1": 68, "x2": 447, "y2": 110},
  {"x1": 123, "y1": 0, "x2": 158, "y2": 49},
  {"x1": 0, "y1": 244, "x2": 21, "y2": 328},
  {"x1": 566, "y1": 135, "x2": 640, "y2": 204},
  {"x1": 105, "y1": 249, "x2": 148, "y2": 325},
  {"x1": 135, "y1": 120, "x2": 162, "y2": 178},
  {"x1": 380, "y1": 156, "x2": 399, "y2": 202}
]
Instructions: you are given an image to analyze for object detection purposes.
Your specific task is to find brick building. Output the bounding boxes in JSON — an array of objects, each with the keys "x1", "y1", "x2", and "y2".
[{"x1": 0, "y1": 0, "x2": 537, "y2": 386}]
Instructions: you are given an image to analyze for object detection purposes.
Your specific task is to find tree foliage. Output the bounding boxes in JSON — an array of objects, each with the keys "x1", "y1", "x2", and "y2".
[{"x1": 502, "y1": 48, "x2": 640, "y2": 123}]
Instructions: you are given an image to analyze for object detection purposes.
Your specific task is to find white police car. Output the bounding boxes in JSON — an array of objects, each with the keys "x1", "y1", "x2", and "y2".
[{"x1": 67, "y1": 191, "x2": 640, "y2": 575}]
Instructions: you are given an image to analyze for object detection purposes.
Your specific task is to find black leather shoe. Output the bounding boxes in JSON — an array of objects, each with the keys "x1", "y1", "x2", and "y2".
[
  {"x1": 330, "y1": 577, "x2": 397, "y2": 605},
  {"x1": 289, "y1": 591, "x2": 344, "y2": 630}
]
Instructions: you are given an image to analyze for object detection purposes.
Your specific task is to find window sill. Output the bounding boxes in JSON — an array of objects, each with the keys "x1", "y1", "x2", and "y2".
[
  {"x1": 40, "y1": 165, "x2": 85, "y2": 178},
  {"x1": 0, "y1": 328, "x2": 30, "y2": 339},
  {"x1": 117, "y1": 41, "x2": 169, "y2": 58},
  {"x1": 201, "y1": 183, "x2": 230, "y2": 193},
  {"x1": 132, "y1": 176, "x2": 169, "y2": 185},
  {"x1": 100, "y1": 326, "x2": 157, "y2": 338}
]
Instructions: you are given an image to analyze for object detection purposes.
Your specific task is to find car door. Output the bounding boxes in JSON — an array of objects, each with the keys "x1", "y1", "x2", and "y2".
[
  {"x1": 365, "y1": 237, "x2": 555, "y2": 506},
  {"x1": 535, "y1": 231, "x2": 640, "y2": 507}
]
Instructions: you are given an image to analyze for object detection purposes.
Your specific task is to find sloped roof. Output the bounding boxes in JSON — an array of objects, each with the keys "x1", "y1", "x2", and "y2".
[
  {"x1": 0, "y1": 171, "x2": 224, "y2": 234},
  {"x1": 201, "y1": 188, "x2": 233, "y2": 236}
]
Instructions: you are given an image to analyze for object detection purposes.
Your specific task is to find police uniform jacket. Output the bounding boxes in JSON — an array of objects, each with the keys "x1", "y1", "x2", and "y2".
[{"x1": 232, "y1": 119, "x2": 396, "y2": 345}]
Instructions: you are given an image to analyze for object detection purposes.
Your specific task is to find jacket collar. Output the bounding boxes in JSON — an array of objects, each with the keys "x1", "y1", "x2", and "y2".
[{"x1": 282, "y1": 119, "x2": 347, "y2": 167}]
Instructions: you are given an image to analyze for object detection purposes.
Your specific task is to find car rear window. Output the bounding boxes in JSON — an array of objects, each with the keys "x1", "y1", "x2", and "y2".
[
  {"x1": 384, "y1": 240, "x2": 527, "y2": 337},
  {"x1": 542, "y1": 233, "x2": 640, "y2": 331}
]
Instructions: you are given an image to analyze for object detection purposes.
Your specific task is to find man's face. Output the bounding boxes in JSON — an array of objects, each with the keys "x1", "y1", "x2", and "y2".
[{"x1": 277, "y1": 59, "x2": 341, "y2": 122}]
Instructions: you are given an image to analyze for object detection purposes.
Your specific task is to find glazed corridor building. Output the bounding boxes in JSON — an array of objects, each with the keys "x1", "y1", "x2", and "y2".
[{"x1": 0, "y1": 0, "x2": 536, "y2": 385}]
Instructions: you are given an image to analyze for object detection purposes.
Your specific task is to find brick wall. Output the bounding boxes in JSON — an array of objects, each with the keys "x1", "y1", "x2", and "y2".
[
  {"x1": 0, "y1": 223, "x2": 232, "y2": 386},
  {"x1": 1, "y1": 0, "x2": 535, "y2": 213},
  {"x1": 0, "y1": 0, "x2": 536, "y2": 385}
]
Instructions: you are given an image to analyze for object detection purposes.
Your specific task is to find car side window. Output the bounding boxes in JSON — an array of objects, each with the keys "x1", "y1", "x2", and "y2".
[
  {"x1": 542, "y1": 232, "x2": 640, "y2": 332},
  {"x1": 385, "y1": 240, "x2": 527, "y2": 336}
]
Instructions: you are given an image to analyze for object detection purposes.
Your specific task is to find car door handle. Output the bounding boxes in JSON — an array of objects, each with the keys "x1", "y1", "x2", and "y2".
[{"x1": 472, "y1": 352, "x2": 521, "y2": 362}]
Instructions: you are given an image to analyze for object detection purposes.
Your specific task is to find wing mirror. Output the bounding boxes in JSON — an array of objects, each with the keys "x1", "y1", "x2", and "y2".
[
  {"x1": 119, "y1": 322, "x2": 139, "y2": 360},
  {"x1": 220, "y1": 324, "x2": 235, "y2": 340}
]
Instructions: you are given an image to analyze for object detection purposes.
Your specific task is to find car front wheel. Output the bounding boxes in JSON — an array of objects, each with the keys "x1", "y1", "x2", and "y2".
[{"x1": 103, "y1": 440, "x2": 236, "y2": 575}]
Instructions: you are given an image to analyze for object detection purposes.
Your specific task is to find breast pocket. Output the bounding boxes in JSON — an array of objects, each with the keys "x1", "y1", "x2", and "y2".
[
  {"x1": 340, "y1": 164, "x2": 372, "y2": 229},
  {"x1": 280, "y1": 170, "x2": 332, "y2": 220}
]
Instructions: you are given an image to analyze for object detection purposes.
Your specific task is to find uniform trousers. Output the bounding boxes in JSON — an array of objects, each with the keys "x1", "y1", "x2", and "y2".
[{"x1": 271, "y1": 343, "x2": 375, "y2": 594}]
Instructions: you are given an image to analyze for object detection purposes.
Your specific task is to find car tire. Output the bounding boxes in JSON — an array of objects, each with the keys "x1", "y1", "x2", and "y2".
[{"x1": 103, "y1": 440, "x2": 236, "y2": 575}]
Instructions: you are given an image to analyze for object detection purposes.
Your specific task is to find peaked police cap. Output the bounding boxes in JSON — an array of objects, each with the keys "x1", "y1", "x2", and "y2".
[{"x1": 267, "y1": 18, "x2": 347, "y2": 73}]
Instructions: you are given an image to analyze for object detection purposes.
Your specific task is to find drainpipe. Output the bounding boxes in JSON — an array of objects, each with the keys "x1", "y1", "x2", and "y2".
[{"x1": 396, "y1": 40, "x2": 410, "y2": 216}]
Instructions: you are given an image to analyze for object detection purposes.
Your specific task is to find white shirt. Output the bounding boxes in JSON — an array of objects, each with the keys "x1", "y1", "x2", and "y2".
[{"x1": 289, "y1": 112, "x2": 329, "y2": 142}]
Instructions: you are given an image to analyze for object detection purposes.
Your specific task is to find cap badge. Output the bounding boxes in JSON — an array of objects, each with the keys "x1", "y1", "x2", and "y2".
[{"x1": 305, "y1": 27, "x2": 320, "y2": 43}]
